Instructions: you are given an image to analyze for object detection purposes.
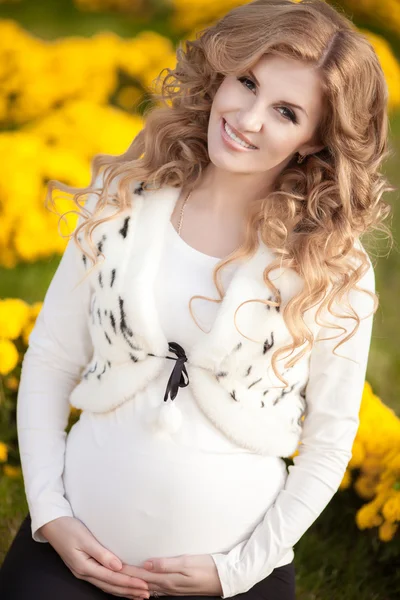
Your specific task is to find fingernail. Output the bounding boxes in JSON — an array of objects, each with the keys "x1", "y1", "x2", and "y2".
[
  {"x1": 109, "y1": 559, "x2": 121, "y2": 570},
  {"x1": 143, "y1": 561, "x2": 153, "y2": 570}
]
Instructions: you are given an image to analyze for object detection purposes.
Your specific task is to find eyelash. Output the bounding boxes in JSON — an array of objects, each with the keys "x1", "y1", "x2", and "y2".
[{"x1": 237, "y1": 76, "x2": 299, "y2": 125}]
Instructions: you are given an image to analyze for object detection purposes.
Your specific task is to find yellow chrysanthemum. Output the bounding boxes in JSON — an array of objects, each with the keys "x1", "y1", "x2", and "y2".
[
  {"x1": 0, "y1": 442, "x2": 8, "y2": 463},
  {"x1": 4, "y1": 375, "x2": 19, "y2": 391},
  {"x1": 354, "y1": 474, "x2": 378, "y2": 500},
  {"x1": 3, "y1": 465, "x2": 22, "y2": 478},
  {"x1": 381, "y1": 495, "x2": 400, "y2": 524},
  {"x1": 361, "y1": 455, "x2": 384, "y2": 478},
  {"x1": 0, "y1": 338, "x2": 19, "y2": 376},
  {"x1": 378, "y1": 520, "x2": 399, "y2": 542},
  {"x1": 339, "y1": 468, "x2": 352, "y2": 490},
  {"x1": 348, "y1": 438, "x2": 365, "y2": 469},
  {"x1": 0, "y1": 298, "x2": 30, "y2": 340},
  {"x1": 355, "y1": 501, "x2": 383, "y2": 529}
]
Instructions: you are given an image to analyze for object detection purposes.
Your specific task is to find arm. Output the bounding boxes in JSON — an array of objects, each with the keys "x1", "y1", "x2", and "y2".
[
  {"x1": 16, "y1": 216, "x2": 94, "y2": 543},
  {"x1": 210, "y1": 251, "x2": 376, "y2": 597}
]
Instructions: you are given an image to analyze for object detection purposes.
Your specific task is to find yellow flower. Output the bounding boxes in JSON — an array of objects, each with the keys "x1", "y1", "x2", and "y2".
[
  {"x1": 361, "y1": 455, "x2": 384, "y2": 478},
  {"x1": 339, "y1": 468, "x2": 352, "y2": 490},
  {"x1": 387, "y1": 453, "x2": 400, "y2": 473},
  {"x1": 354, "y1": 474, "x2": 378, "y2": 499},
  {"x1": 3, "y1": 465, "x2": 22, "y2": 478},
  {"x1": 0, "y1": 338, "x2": 19, "y2": 375},
  {"x1": 0, "y1": 298, "x2": 30, "y2": 340},
  {"x1": 355, "y1": 501, "x2": 383, "y2": 529},
  {"x1": 4, "y1": 375, "x2": 19, "y2": 391},
  {"x1": 0, "y1": 442, "x2": 8, "y2": 463},
  {"x1": 381, "y1": 495, "x2": 400, "y2": 524},
  {"x1": 348, "y1": 438, "x2": 365, "y2": 469},
  {"x1": 378, "y1": 520, "x2": 398, "y2": 542}
]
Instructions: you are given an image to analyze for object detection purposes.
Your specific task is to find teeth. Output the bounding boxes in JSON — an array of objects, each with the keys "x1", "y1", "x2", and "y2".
[{"x1": 224, "y1": 120, "x2": 256, "y2": 149}]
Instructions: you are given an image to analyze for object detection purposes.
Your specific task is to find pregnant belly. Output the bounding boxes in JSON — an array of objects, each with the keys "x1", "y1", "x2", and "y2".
[{"x1": 63, "y1": 412, "x2": 287, "y2": 565}]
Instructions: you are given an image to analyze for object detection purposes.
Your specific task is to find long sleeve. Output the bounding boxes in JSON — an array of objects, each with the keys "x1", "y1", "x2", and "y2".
[
  {"x1": 210, "y1": 251, "x2": 376, "y2": 598},
  {"x1": 16, "y1": 234, "x2": 94, "y2": 543}
]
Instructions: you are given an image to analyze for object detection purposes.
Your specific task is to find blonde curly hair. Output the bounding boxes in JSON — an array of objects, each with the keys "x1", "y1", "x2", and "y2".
[{"x1": 47, "y1": 0, "x2": 395, "y2": 387}]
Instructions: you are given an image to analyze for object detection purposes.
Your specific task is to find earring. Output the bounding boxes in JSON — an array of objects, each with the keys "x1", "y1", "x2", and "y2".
[{"x1": 297, "y1": 153, "x2": 306, "y2": 163}]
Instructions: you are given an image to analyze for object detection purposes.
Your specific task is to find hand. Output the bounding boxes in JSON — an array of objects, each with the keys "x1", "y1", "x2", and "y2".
[
  {"x1": 120, "y1": 554, "x2": 223, "y2": 598},
  {"x1": 38, "y1": 516, "x2": 150, "y2": 599}
]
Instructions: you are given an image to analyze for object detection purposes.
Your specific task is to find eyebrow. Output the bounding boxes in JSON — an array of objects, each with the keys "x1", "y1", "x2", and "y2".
[{"x1": 248, "y1": 69, "x2": 309, "y2": 118}]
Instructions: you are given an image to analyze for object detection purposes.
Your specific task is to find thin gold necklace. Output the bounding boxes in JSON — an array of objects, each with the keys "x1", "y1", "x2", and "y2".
[{"x1": 176, "y1": 188, "x2": 243, "y2": 256}]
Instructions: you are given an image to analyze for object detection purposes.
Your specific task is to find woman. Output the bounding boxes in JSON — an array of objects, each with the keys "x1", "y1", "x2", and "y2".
[{"x1": 0, "y1": 0, "x2": 394, "y2": 599}]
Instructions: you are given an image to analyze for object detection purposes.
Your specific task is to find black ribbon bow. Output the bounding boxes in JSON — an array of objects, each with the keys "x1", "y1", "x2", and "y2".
[{"x1": 163, "y1": 341, "x2": 190, "y2": 403}]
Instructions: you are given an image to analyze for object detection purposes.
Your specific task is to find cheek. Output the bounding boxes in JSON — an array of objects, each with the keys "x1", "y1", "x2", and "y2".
[
  {"x1": 212, "y1": 80, "x2": 239, "y2": 111},
  {"x1": 266, "y1": 126, "x2": 301, "y2": 152}
]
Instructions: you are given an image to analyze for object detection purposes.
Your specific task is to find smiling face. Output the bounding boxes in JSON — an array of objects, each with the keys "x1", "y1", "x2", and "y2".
[{"x1": 207, "y1": 54, "x2": 326, "y2": 176}]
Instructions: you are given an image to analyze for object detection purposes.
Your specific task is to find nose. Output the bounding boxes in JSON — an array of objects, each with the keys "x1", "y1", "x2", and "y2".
[{"x1": 236, "y1": 98, "x2": 265, "y2": 134}]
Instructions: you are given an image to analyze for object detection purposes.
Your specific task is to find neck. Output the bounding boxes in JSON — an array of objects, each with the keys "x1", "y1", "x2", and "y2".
[{"x1": 187, "y1": 163, "x2": 276, "y2": 220}]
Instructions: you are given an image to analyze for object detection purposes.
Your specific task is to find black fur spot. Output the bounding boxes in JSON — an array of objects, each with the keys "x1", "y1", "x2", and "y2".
[
  {"x1": 129, "y1": 353, "x2": 139, "y2": 362},
  {"x1": 261, "y1": 400, "x2": 265, "y2": 408},
  {"x1": 265, "y1": 294, "x2": 280, "y2": 313},
  {"x1": 230, "y1": 389, "x2": 239, "y2": 402},
  {"x1": 272, "y1": 382, "x2": 296, "y2": 405},
  {"x1": 216, "y1": 371, "x2": 228, "y2": 378},
  {"x1": 118, "y1": 296, "x2": 144, "y2": 351},
  {"x1": 96, "y1": 364, "x2": 107, "y2": 380},
  {"x1": 245, "y1": 365, "x2": 252, "y2": 376},
  {"x1": 263, "y1": 331, "x2": 274, "y2": 354},
  {"x1": 83, "y1": 361, "x2": 97, "y2": 379},
  {"x1": 134, "y1": 181, "x2": 146, "y2": 195},
  {"x1": 104, "y1": 332, "x2": 112, "y2": 345},
  {"x1": 97, "y1": 307, "x2": 102, "y2": 325},
  {"x1": 248, "y1": 377, "x2": 262, "y2": 389},
  {"x1": 119, "y1": 217, "x2": 130, "y2": 239},
  {"x1": 234, "y1": 342, "x2": 242, "y2": 351},
  {"x1": 118, "y1": 296, "x2": 133, "y2": 336},
  {"x1": 107, "y1": 360, "x2": 112, "y2": 367},
  {"x1": 98, "y1": 271, "x2": 103, "y2": 288},
  {"x1": 110, "y1": 268, "x2": 116, "y2": 287},
  {"x1": 110, "y1": 311, "x2": 116, "y2": 333},
  {"x1": 82, "y1": 253, "x2": 87, "y2": 268}
]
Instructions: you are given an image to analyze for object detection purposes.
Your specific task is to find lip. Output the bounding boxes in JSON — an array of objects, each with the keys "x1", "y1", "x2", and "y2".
[{"x1": 221, "y1": 118, "x2": 258, "y2": 151}]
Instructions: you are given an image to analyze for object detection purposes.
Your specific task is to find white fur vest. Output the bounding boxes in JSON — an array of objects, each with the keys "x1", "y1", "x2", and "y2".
[{"x1": 69, "y1": 174, "x2": 323, "y2": 457}]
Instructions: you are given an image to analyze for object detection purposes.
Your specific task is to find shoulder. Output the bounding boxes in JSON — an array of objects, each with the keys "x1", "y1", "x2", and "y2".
[{"x1": 80, "y1": 171, "x2": 145, "y2": 218}]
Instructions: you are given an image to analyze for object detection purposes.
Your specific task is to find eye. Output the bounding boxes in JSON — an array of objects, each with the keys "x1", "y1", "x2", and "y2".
[
  {"x1": 276, "y1": 106, "x2": 299, "y2": 125},
  {"x1": 237, "y1": 76, "x2": 256, "y2": 92},
  {"x1": 236, "y1": 76, "x2": 299, "y2": 125}
]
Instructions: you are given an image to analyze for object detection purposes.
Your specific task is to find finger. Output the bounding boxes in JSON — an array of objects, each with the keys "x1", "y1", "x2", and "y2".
[
  {"x1": 82, "y1": 535, "x2": 124, "y2": 572},
  {"x1": 144, "y1": 556, "x2": 187, "y2": 574},
  {"x1": 82, "y1": 575, "x2": 150, "y2": 598},
  {"x1": 81, "y1": 555, "x2": 150, "y2": 591}
]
